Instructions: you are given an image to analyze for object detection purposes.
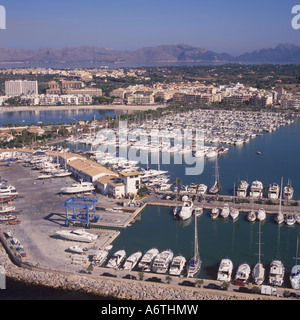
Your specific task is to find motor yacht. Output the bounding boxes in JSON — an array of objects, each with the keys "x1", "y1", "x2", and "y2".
[
  {"x1": 237, "y1": 180, "x2": 249, "y2": 198},
  {"x1": 269, "y1": 260, "x2": 285, "y2": 287},
  {"x1": 106, "y1": 250, "x2": 126, "y2": 269},
  {"x1": 250, "y1": 180, "x2": 263, "y2": 198},
  {"x1": 193, "y1": 206, "x2": 203, "y2": 216},
  {"x1": 284, "y1": 182, "x2": 294, "y2": 200},
  {"x1": 268, "y1": 183, "x2": 280, "y2": 200},
  {"x1": 122, "y1": 251, "x2": 143, "y2": 271},
  {"x1": 217, "y1": 259, "x2": 233, "y2": 282},
  {"x1": 197, "y1": 184, "x2": 207, "y2": 195},
  {"x1": 0, "y1": 205, "x2": 15, "y2": 213},
  {"x1": 234, "y1": 263, "x2": 251, "y2": 286},
  {"x1": 257, "y1": 208, "x2": 266, "y2": 222},
  {"x1": 0, "y1": 184, "x2": 18, "y2": 200},
  {"x1": 138, "y1": 248, "x2": 159, "y2": 272},
  {"x1": 91, "y1": 249, "x2": 109, "y2": 266},
  {"x1": 169, "y1": 255, "x2": 187, "y2": 276},
  {"x1": 220, "y1": 204, "x2": 230, "y2": 218},
  {"x1": 151, "y1": 249, "x2": 174, "y2": 274},
  {"x1": 178, "y1": 200, "x2": 193, "y2": 220},
  {"x1": 60, "y1": 180, "x2": 95, "y2": 194},
  {"x1": 56, "y1": 229, "x2": 98, "y2": 243},
  {"x1": 210, "y1": 207, "x2": 219, "y2": 219}
]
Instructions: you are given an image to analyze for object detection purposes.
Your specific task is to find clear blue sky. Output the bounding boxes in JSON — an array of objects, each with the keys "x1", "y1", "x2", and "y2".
[{"x1": 0, "y1": 0, "x2": 299, "y2": 55}]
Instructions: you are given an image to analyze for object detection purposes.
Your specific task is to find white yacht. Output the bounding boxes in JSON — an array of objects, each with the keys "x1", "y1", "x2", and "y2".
[
  {"x1": 237, "y1": 180, "x2": 249, "y2": 198},
  {"x1": 0, "y1": 205, "x2": 15, "y2": 213},
  {"x1": 169, "y1": 255, "x2": 187, "y2": 276},
  {"x1": 138, "y1": 248, "x2": 159, "y2": 272},
  {"x1": 290, "y1": 239, "x2": 300, "y2": 290},
  {"x1": 0, "y1": 184, "x2": 18, "y2": 200},
  {"x1": 122, "y1": 251, "x2": 142, "y2": 271},
  {"x1": 295, "y1": 214, "x2": 300, "y2": 225},
  {"x1": 60, "y1": 180, "x2": 95, "y2": 194},
  {"x1": 56, "y1": 229, "x2": 98, "y2": 243},
  {"x1": 257, "y1": 208, "x2": 266, "y2": 222},
  {"x1": 151, "y1": 249, "x2": 174, "y2": 274},
  {"x1": 275, "y1": 212, "x2": 284, "y2": 224},
  {"x1": 220, "y1": 204, "x2": 230, "y2": 218},
  {"x1": 230, "y1": 208, "x2": 239, "y2": 220},
  {"x1": 269, "y1": 260, "x2": 285, "y2": 287},
  {"x1": 106, "y1": 250, "x2": 126, "y2": 269},
  {"x1": 53, "y1": 169, "x2": 72, "y2": 178},
  {"x1": 178, "y1": 200, "x2": 193, "y2": 220},
  {"x1": 217, "y1": 259, "x2": 233, "y2": 282},
  {"x1": 211, "y1": 207, "x2": 219, "y2": 219},
  {"x1": 250, "y1": 180, "x2": 263, "y2": 198},
  {"x1": 268, "y1": 183, "x2": 280, "y2": 200},
  {"x1": 247, "y1": 211, "x2": 256, "y2": 222},
  {"x1": 193, "y1": 206, "x2": 203, "y2": 216},
  {"x1": 91, "y1": 249, "x2": 109, "y2": 266},
  {"x1": 234, "y1": 263, "x2": 251, "y2": 286},
  {"x1": 283, "y1": 181, "x2": 294, "y2": 200},
  {"x1": 285, "y1": 214, "x2": 296, "y2": 226},
  {"x1": 197, "y1": 184, "x2": 207, "y2": 195}
]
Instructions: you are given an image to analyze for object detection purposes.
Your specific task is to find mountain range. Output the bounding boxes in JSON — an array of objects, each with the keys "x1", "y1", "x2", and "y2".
[{"x1": 0, "y1": 43, "x2": 299, "y2": 64}]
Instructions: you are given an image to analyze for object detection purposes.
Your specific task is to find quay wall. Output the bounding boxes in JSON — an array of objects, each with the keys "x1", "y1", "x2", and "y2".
[{"x1": 0, "y1": 231, "x2": 278, "y2": 300}]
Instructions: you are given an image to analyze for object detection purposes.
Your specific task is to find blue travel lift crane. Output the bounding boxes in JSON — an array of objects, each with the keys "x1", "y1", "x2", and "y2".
[{"x1": 63, "y1": 197, "x2": 99, "y2": 229}]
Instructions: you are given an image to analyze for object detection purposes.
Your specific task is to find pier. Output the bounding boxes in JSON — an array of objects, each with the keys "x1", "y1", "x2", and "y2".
[{"x1": 145, "y1": 191, "x2": 300, "y2": 215}]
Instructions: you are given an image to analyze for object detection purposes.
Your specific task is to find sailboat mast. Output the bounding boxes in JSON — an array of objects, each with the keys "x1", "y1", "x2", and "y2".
[
  {"x1": 279, "y1": 176, "x2": 283, "y2": 214},
  {"x1": 258, "y1": 222, "x2": 261, "y2": 264},
  {"x1": 194, "y1": 214, "x2": 198, "y2": 257}
]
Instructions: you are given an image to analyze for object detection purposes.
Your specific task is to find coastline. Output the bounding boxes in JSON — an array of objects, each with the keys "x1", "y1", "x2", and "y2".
[{"x1": 0, "y1": 104, "x2": 166, "y2": 113}]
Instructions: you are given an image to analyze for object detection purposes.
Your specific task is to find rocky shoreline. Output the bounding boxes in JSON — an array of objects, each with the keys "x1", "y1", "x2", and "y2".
[{"x1": 0, "y1": 244, "x2": 280, "y2": 301}]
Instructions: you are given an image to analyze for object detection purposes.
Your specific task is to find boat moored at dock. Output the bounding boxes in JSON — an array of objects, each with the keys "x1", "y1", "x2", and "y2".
[
  {"x1": 106, "y1": 250, "x2": 126, "y2": 269},
  {"x1": 151, "y1": 249, "x2": 174, "y2": 274},
  {"x1": 269, "y1": 260, "x2": 285, "y2": 287},
  {"x1": 234, "y1": 263, "x2": 251, "y2": 286},
  {"x1": 217, "y1": 259, "x2": 233, "y2": 282},
  {"x1": 169, "y1": 255, "x2": 187, "y2": 276},
  {"x1": 138, "y1": 248, "x2": 159, "y2": 272}
]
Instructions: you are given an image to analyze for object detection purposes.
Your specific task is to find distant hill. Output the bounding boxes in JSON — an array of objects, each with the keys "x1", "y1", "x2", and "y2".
[
  {"x1": 0, "y1": 43, "x2": 299, "y2": 64},
  {"x1": 236, "y1": 43, "x2": 300, "y2": 63}
]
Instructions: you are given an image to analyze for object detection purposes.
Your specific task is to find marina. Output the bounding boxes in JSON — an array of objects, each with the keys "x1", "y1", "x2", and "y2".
[{"x1": 1, "y1": 108, "x2": 300, "y2": 297}]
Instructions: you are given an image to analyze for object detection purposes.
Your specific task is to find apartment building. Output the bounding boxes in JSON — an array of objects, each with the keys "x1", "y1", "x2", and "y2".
[{"x1": 5, "y1": 80, "x2": 38, "y2": 97}]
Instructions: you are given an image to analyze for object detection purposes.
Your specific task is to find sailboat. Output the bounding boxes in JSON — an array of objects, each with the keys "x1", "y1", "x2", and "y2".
[
  {"x1": 290, "y1": 238, "x2": 300, "y2": 290},
  {"x1": 230, "y1": 183, "x2": 239, "y2": 220},
  {"x1": 186, "y1": 213, "x2": 201, "y2": 277},
  {"x1": 209, "y1": 156, "x2": 221, "y2": 194},
  {"x1": 252, "y1": 222, "x2": 265, "y2": 285},
  {"x1": 275, "y1": 177, "x2": 284, "y2": 224}
]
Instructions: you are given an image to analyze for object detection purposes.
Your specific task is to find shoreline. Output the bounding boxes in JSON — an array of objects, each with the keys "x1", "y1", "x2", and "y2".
[{"x1": 0, "y1": 104, "x2": 166, "y2": 113}]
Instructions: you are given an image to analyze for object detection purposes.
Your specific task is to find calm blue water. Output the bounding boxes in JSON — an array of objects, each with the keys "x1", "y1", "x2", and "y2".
[{"x1": 0, "y1": 108, "x2": 122, "y2": 126}]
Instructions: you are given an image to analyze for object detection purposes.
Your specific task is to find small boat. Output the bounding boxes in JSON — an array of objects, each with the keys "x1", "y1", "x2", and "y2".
[
  {"x1": 138, "y1": 248, "x2": 159, "y2": 272},
  {"x1": 257, "y1": 208, "x2": 266, "y2": 222},
  {"x1": 275, "y1": 177, "x2": 284, "y2": 224},
  {"x1": 193, "y1": 206, "x2": 203, "y2": 216},
  {"x1": 269, "y1": 260, "x2": 285, "y2": 287},
  {"x1": 295, "y1": 214, "x2": 300, "y2": 225},
  {"x1": 217, "y1": 258, "x2": 233, "y2": 282},
  {"x1": 0, "y1": 205, "x2": 15, "y2": 213},
  {"x1": 283, "y1": 180, "x2": 294, "y2": 200},
  {"x1": 210, "y1": 207, "x2": 219, "y2": 219},
  {"x1": 247, "y1": 211, "x2": 256, "y2": 222},
  {"x1": 256, "y1": 151, "x2": 261, "y2": 155},
  {"x1": 285, "y1": 214, "x2": 296, "y2": 226},
  {"x1": 230, "y1": 208, "x2": 239, "y2": 220},
  {"x1": 38, "y1": 174, "x2": 53, "y2": 180},
  {"x1": 106, "y1": 250, "x2": 126, "y2": 269},
  {"x1": 68, "y1": 245, "x2": 86, "y2": 254},
  {"x1": 220, "y1": 204, "x2": 230, "y2": 218},
  {"x1": 152, "y1": 249, "x2": 174, "y2": 274},
  {"x1": 0, "y1": 214, "x2": 17, "y2": 222},
  {"x1": 169, "y1": 255, "x2": 187, "y2": 276},
  {"x1": 122, "y1": 251, "x2": 143, "y2": 271},
  {"x1": 234, "y1": 263, "x2": 251, "y2": 286}
]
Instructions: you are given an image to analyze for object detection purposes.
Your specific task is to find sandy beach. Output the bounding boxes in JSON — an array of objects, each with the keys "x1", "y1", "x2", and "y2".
[{"x1": 0, "y1": 104, "x2": 166, "y2": 113}]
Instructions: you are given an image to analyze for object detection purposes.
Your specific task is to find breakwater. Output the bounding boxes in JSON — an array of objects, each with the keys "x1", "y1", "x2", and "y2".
[{"x1": 0, "y1": 231, "x2": 279, "y2": 300}]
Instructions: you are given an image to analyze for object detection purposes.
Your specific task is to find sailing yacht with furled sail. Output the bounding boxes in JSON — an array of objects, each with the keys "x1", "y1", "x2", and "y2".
[
  {"x1": 275, "y1": 177, "x2": 284, "y2": 224},
  {"x1": 209, "y1": 156, "x2": 221, "y2": 194},
  {"x1": 252, "y1": 222, "x2": 265, "y2": 285},
  {"x1": 186, "y1": 213, "x2": 201, "y2": 277}
]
